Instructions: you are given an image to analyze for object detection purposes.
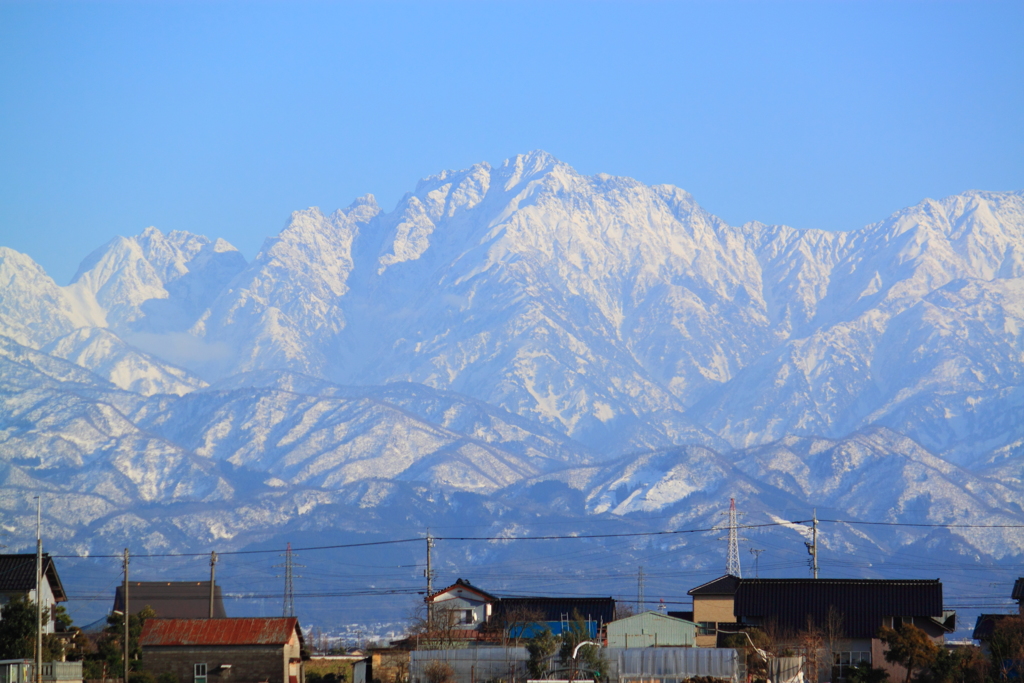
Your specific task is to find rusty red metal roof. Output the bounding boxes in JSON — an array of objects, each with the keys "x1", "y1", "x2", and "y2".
[{"x1": 140, "y1": 617, "x2": 300, "y2": 647}]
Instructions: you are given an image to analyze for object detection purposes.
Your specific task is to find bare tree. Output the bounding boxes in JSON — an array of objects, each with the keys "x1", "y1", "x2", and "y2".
[
  {"x1": 823, "y1": 607, "x2": 847, "y2": 682},
  {"x1": 797, "y1": 617, "x2": 825, "y2": 683},
  {"x1": 408, "y1": 602, "x2": 466, "y2": 650},
  {"x1": 496, "y1": 604, "x2": 546, "y2": 648}
]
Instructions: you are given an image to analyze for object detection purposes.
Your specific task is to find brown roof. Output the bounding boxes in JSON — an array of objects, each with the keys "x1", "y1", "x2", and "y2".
[
  {"x1": 140, "y1": 617, "x2": 301, "y2": 647},
  {"x1": 0, "y1": 554, "x2": 67, "y2": 602},
  {"x1": 114, "y1": 582, "x2": 226, "y2": 618}
]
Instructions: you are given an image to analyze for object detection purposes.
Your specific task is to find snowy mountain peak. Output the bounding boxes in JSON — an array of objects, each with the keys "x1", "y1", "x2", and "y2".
[{"x1": 68, "y1": 227, "x2": 247, "y2": 334}]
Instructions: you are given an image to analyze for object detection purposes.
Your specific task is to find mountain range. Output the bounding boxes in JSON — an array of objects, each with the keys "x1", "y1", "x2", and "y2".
[{"x1": 1, "y1": 151, "x2": 1022, "y2": 632}]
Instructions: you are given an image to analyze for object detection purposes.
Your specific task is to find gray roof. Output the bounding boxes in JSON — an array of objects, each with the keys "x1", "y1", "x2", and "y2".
[
  {"x1": 0, "y1": 554, "x2": 66, "y2": 601},
  {"x1": 114, "y1": 581, "x2": 227, "y2": 618}
]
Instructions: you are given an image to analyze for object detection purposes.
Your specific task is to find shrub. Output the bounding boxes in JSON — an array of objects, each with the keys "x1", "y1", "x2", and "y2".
[{"x1": 423, "y1": 660, "x2": 455, "y2": 683}]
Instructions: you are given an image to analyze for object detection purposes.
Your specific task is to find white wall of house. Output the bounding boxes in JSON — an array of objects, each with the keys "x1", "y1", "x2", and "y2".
[
  {"x1": 0, "y1": 574, "x2": 59, "y2": 633},
  {"x1": 431, "y1": 591, "x2": 491, "y2": 629}
]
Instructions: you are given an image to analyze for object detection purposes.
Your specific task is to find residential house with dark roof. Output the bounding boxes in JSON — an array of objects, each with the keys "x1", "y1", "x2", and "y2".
[
  {"x1": 688, "y1": 576, "x2": 954, "y2": 681},
  {"x1": 972, "y1": 578, "x2": 1024, "y2": 652},
  {"x1": 113, "y1": 581, "x2": 226, "y2": 619},
  {"x1": 423, "y1": 578, "x2": 615, "y2": 642},
  {"x1": 687, "y1": 575, "x2": 741, "y2": 647},
  {"x1": 492, "y1": 596, "x2": 616, "y2": 639},
  {"x1": 139, "y1": 617, "x2": 306, "y2": 683},
  {"x1": 0, "y1": 554, "x2": 67, "y2": 634}
]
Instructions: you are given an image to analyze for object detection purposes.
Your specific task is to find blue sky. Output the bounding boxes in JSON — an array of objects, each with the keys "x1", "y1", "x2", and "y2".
[{"x1": 1, "y1": 0, "x2": 1021, "y2": 283}]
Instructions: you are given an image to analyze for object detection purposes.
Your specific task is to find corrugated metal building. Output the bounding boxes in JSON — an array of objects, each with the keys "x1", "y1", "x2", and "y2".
[
  {"x1": 606, "y1": 612, "x2": 696, "y2": 648},
  {"x1": 139, "y1": 617, "x2": 305, "y2": 683}
]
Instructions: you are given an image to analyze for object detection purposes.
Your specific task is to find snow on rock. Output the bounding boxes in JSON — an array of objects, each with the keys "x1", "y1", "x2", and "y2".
[{"x1": 43, "y1": 327, "x2": 208, "y2": 396}]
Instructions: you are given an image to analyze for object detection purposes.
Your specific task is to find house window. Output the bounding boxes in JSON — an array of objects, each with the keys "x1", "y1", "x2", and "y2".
[
  {"x1": 901, "y1": 616, "x2": 913, "y2": 626},
  {"x1": 464, "y1": 609, "x2": 475, "y2": 624},
  {"x1": 195, "y1": 664, "x2": 207, "y2": 683},
  {"x1": 698, "y1": 622, "x2": 717, "y2": 635},
  {"x1": 834, "y1": 651, "x2": 871, "y2": 679}
]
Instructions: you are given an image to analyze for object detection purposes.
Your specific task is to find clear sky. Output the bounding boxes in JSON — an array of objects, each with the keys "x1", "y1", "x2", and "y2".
[{"x1": 1, "y1": 0, "x2": 1021, "y2": 284}]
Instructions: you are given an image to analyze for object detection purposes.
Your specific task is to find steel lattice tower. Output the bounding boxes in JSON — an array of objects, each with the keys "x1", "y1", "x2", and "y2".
[
  {"x1": 275, "y1": 542, "x2": 302, "y2": 617},
  {"x1": 725, "y1": 498, "x2": 743, "y2": 577}
]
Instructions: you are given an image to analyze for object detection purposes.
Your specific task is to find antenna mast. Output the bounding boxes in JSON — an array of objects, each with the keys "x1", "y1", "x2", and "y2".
[{"x1": 749, "y1": 548, "x2": 765, "y2": 578}]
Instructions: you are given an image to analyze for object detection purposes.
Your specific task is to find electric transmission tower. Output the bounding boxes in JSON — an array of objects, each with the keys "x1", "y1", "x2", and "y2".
[
  {"x1": 274, "y1": 542, "x2": 304, "y2": 617},
  {"x1": 719, "y1": 498, "x2": 746, "y2": 577}
]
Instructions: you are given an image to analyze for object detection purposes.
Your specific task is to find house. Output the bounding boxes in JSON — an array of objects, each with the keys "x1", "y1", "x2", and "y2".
[
  {"x1": 424, "y1": 578, "x2": 616, "y2": 641},
  {"x1": 972, "y1": 577, "x2": 1024, "y2": 652},
  {"x1": 139, "y1": 617, "x2": 306, "y2": 683},
  {"x1": 687, "y1": 575, "x2": 740, "y2": 647},
  {"x1": 605, "y1": 611, "x2": 697, "y2": 648},
  {"x1": 0, "y1": 554, "x2": 67, "y2": 634},
  {"x1": 688, "y1": 576, "x2": 955, "y2": 681},
  {"x1": 424, "y1": 579, "x2": 497, "y2": 634},
  {"x1": 491, "y1": 596, "x2": 616, "y2": 639},
  {"x1": 113, "y1": 581, "x2": 226, "y2": 618}
]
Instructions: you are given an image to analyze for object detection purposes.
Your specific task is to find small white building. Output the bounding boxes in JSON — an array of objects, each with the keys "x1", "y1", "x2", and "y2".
[
  {"x1": 606, "y1": 611, "x2": 697, "y2": 648},
  {"x1": 0, "y1": 554, "x2": 67, "y2": 634}
]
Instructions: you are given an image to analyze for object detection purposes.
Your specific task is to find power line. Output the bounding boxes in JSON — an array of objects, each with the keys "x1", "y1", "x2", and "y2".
[
  {"x1": 46, "y1": 517, "x2": 1024, "y2": 562},
  {"x1": 820, "y1": 519, "x2": 1024, "y2": 529}
]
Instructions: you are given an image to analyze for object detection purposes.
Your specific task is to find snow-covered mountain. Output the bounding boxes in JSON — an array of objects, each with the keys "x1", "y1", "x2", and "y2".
[{"x1": 1, "y1": 152, "x2": 1022, "y2": 628}]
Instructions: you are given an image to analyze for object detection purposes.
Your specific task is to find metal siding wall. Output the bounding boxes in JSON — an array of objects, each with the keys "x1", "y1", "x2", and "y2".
[
  {"x1": 606, "y1": 613, "x2": 696, "y2": 648},
  {"x1": 410, "y1": 648, "x2": 530, "y2": 683},
  {"x1": 612, "y1": 647, "x2": 745, "y2": 683}
]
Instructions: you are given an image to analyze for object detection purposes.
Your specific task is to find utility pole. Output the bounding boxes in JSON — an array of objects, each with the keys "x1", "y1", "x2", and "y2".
[
  {"x1": 636, "y1": 566, "x2": 645, "y2": 614},
  {"x1": 424, "y1": 531, "x2": 435, "y2": 625},
  {"x1": 283, "y1": 544, "x2": 294, "y2": 617},
  {"x1": 209, "y1": 551, "x2": 218, "y2": 618},
  {"x1": 804, "y1": 509, "x2": 819, "y2": 579},
  {"x1": 749, "y1": 548, "x2": 765, "y2": 578},
  {"x1": 35, "y1": 497, "x2": 41, "y2": 683},
  {"x1": 123, "y1": 548, "x2": 130, "y2": 683}
]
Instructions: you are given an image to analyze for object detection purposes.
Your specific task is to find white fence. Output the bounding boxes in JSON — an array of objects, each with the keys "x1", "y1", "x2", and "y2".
[
  {"x1": 612, "y1": 648, "x2": 746, "y2": 683},
  {"x1": 0, "y1": 661, "x2": 83, "y2": 683}
]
